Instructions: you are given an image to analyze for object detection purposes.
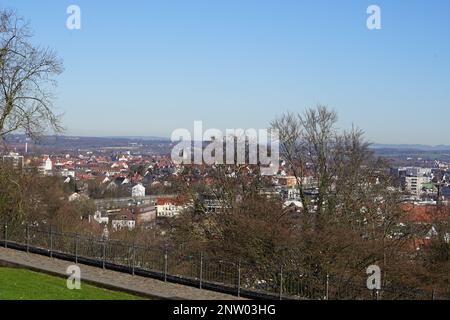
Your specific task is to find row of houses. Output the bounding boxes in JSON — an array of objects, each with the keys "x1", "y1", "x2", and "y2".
[{"x1": 88, "y1": 194, "x2": 191, "y2": 230}]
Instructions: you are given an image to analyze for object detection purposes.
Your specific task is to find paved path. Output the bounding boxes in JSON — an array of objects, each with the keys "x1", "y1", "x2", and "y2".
[{"x1": 0, "y1": 247, "x2": 244, "y2": 300}]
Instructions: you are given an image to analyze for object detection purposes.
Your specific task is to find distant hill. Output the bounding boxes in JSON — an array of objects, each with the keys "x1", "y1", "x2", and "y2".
[
  {"x1": 102, "y1": 136, "x2": 170, "y2": 141},
  {"x1": 4, "y1": 134, "x2": 450, "y2": 154},
  {"x1": 5, "y1": 134, "x2": 169, "y2": 144},
  {"x1": 3, "y1": 134, "x2": 172, "y2": 154},
  {"x1": 370, "y1": 144, "x2": 450, "y2": 151}
]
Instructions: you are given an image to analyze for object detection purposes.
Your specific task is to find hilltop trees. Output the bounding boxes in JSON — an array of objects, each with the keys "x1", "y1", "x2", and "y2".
[{"x1": 0, "y1": 165, "x2": 95, "y2": 233}]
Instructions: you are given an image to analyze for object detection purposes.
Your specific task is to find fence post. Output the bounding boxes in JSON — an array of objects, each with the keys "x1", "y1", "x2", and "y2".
[
  {"x1": 4, "y1": 224, "x2": 7, "y2": 248},
  {"x1": 164, "y1": 247, "x2": 168, "y2": 282},
  {"x1": 26, "y1": 225, "x2": 30, "y2": 253},
  {"x1": 279, "y1": 266, "x2": 283, "y2": 300},
  {"x1": 102, "y1": 240, "x2": 106, "y2": 270},
  {"x1": 237, "y1": 260, "x2": 241, "y2": 298},
  {"x1": 131, "y1": 243, "x2": 135, "y2": 276},
  {"x1": 326, "y1": 274, "x2": 330, "y2": 300},
  {"x1": 372, "y1": 289, "x2": 379, "y2": 300},
  {"x1": 49, "y1": 226, "x2": 53, "y2": 258},
  {"x1": 199, "y1": 253, "x2": 203, "y2": 289},
  {"x1": 75, "y1": 234, "x2": 79, "y2": 264}
]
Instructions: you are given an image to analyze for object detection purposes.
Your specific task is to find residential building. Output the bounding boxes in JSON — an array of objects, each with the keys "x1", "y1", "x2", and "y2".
[
  {"x1": 132, "y1": 183, "x2": 146, "y2": 198},
  {"x1": 404, "y1": 176, "x2": 432, "y2": 196},
  {"x1": 2, "y1": 152, "x2": 24, "y2": 169},
  {"x1": 110, "y1": 209, "x2": 136, "y2": 230},
  {"x1": 90, "y1": 210, "x2": 110, "y2": 224},
  {"x1": 156, "y1": 196, "x2": 189, "y2": 218}
]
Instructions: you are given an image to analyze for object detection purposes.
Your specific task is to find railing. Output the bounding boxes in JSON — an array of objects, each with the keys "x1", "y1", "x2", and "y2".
[{"x1": 1, "y1": 223, "x2": 447, "y2": 300}]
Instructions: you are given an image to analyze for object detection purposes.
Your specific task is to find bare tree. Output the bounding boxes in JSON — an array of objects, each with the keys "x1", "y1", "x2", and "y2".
[
  {"x1": 271, "y1": 106, "x2": 371, "y2": 216},
  {"x1": 270, "y1": 111, "x2": 309, "y2": 209},
  {"x1": 0, "y1": 9, "x2": 63, "y2": 141},
  {"x1": 271, "y1": 106, "x2": 421, "y2": 296}
]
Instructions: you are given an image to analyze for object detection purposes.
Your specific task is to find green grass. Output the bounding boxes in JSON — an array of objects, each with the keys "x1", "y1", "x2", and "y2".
[{"x1": 0, "y1": 268, "x2": 146, "y2": 300}]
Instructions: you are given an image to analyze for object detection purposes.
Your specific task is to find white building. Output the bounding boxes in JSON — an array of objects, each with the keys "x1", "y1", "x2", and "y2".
[
  {"x1": 112, "y1": 219, "x2": 135, "y2": 230},
  {"x1": 61, "y1": 169, "x2": 76, "y2": 178},
  {"x1": 405, "y1": 176, "x2": 432, "y2": 196},
  {"x1": 2, "y1": 152, "x2": 24, "y2": 169},
  {"x1": 156, "y1": 197, "x2": 188, "y2": 218},
  {"x1": 42, "y1": 156, "x2": 53, "y2": 171},
  {"x1": 132, "y1": 184, "x2": 146, "y2": 198},
  {"x1": 284, "y1": 187, "x2": 301, "y2": 200},
  {"x1": 39, "y1": 156, "x2": 53, "y2": 175},
  {"x1": 283, "y1": 200, "x2": 304, "y2": 212},
  {"x1": 68, "y1": 192, "x2": 89, "y2": 202},
  {"x1": 90, "y1": 210, "x2": 109, "y2": 224}
]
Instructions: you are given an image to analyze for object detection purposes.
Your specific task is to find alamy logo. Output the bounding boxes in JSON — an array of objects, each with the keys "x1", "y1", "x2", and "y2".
[
  {"x1": 171, "y1": 121, "x2": 280, "y2": 176},
  {"x1": 367, "y1": 5, "x2": 382, "y2": 30},
  {"x1": 66, "y1": 5, "x2": 81, "y2": 30},
  {"x1": 366, "y1": 265, "x2": 381, "y2": 290},
  {"x1": 66, "y1": 265, "x2": 81, "y2": 290}
]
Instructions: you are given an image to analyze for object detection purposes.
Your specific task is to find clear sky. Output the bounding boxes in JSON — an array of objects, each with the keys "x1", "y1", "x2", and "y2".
[{"x1": 2, "y1": 0, "x2": 449, "y2": 144}]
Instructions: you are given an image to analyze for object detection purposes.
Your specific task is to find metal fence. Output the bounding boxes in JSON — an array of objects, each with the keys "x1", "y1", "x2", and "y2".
[{"x1": 1, "y1": 223, "x2": 447, "y2": 300}]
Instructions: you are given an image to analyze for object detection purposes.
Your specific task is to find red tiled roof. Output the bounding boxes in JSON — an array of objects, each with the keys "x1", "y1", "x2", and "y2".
[
  {"x1": 401, "y1": 204, "x2": 449, "y2": 223},
  {"x1": 156, "y1": 195, "x2": 190, "y2": 206}
]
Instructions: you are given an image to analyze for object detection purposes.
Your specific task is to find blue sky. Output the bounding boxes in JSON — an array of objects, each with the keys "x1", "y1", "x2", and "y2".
[{"x1": 2, "y1": 0, "x2": 450, "y2": 144}]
